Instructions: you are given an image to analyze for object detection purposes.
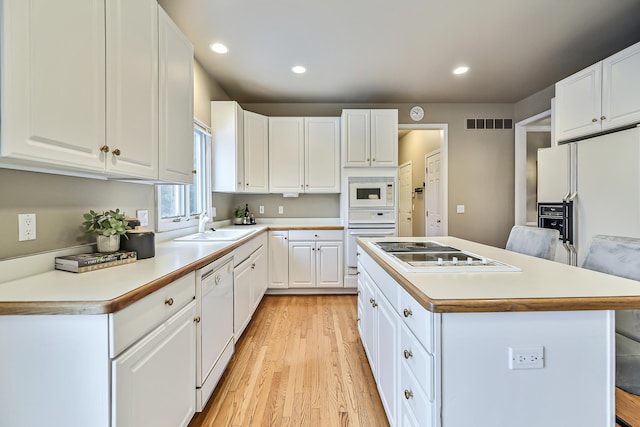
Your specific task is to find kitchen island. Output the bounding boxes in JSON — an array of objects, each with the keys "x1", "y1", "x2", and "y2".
[{"x1": 356, "y1": 236, "x2": 640, "y2": 427}]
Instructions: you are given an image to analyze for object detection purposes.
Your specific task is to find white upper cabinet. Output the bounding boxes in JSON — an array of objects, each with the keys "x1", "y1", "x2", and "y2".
[
  {"x1": 342, "y1": 109, "x2": 397, "y2": 167},
  {"x1": 269, "y1": 116, "x2": 341, "y2": 194},
  {"x1": 305, "y1": 117, "x2": 341, "y2": 193},
  {"x1": 244, "y1": 111, "x2": 269, "y2": 193},
  {"x1": 106, "y1": 0, "x2": 159, "y2": 179},
  {"x1": 158, "y1": 6, "x2": 194, "y2": 184},
  {"x1": 212, "y1": 101, "x2": 244, "y2": 192},
  {"x1": 0, "y1": 0, "x2": 106, "y2": 172},
  {"x1": 0, "y1": 0, "x2": 194, "y2": 183},
  {"x1": 212, "y1": 103, "x2": 269, "y2": 193},
  {"x1": 555, "y1": 41, "x2": 640, "y2": 142},
  {"x1": 269, "y1": 117, "x2": 305, "y2": 193}
]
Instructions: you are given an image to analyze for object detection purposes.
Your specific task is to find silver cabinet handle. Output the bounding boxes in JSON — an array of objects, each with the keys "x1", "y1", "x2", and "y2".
[
  {"x1": 194, "y1": 316, "x2": 201, "y2": 323},
  {"x1": 404, "y1": 389, "x2": 413, "y2": 400},
  {"x1": 403, "y1": 308, "x2": 412, "y2": 318},
  {"x1": 165, "y1": 298, "x2": 174, "y2": 306},
  {"x1": 403, "y1": 349, "x2": 413, "y2": 359}
]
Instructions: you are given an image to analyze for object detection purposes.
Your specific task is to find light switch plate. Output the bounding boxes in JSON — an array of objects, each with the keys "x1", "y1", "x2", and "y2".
[{"x1": 456, "y1": 205, "x2": 465, "y2": 214}]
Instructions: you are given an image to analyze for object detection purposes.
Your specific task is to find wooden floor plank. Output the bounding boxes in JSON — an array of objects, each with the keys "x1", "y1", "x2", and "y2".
[{"x1": 189, "y1": 295, "x2": 388, "y2": 427}]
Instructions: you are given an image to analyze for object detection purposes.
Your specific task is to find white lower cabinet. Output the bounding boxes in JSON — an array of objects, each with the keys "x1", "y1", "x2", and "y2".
[
  {"x1": 268, "y1": 231, "x2": 289, "y2": 289},
  {"x1": 287, "y1": 230, "x2": 343, "y2": 289},
  {"x1": 358, "y1": 246, "x2": 436, "y2": 427},
  {"x1": 233, "y1": 234, "x2": 268, "y2": 341},
  {"x1": 112, "y1": 301, "x2": 196, "y2": 427}
]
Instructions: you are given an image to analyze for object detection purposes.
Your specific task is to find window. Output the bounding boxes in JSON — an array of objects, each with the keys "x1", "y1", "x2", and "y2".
[{"x1": 156, "y1": 121, "x2": 211, "y2": 232}]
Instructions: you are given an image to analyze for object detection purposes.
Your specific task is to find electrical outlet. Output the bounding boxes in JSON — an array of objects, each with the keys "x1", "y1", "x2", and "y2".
[
  {"x1": 259, "y1": 205, "x2": 264, "y2": 214},
  {"x1": 278, "y1": 206, "x2": 284, "y2": 214},
  {"x1": 18, "y1": 213, "x2": 36, "y2": 241},
  {"x1": 136, "y1": 209, "x2": 149, "y2": 227},
  {"x1": 509, "y1": 346, "x2": 544, "y2": 370}
]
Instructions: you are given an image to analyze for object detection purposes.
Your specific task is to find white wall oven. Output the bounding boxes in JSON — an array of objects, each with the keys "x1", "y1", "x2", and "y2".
[{"x1": 345, "y1": 176, "x2": 397, "y2": 287}]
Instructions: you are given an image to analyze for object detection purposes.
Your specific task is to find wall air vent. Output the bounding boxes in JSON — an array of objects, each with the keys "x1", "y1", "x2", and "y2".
[{"x1": 465, "y1": 118, "x2": 513, "y2": 130}]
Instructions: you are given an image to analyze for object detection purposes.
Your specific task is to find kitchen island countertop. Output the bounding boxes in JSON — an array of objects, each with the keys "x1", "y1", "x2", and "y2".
[{"x1": 358, "y1": 236, "x2": 640, "y2": 313}]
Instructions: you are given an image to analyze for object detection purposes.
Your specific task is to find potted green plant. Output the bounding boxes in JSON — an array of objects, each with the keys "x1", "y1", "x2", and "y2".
[
  {"x1": 234, "y1": 206, "x2": 244, "y2": 225},
  {"x1": 82, "y1": 209, "x2": 132, "y2": 252}
]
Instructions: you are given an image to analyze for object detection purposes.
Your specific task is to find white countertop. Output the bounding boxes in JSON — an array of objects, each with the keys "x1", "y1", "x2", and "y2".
[
  {"x1": 0, "y1": 221, "x2": 343, "y2": 315},
  {"x1": 358, "y1": 236, "x2": 640, "y2": 312}
]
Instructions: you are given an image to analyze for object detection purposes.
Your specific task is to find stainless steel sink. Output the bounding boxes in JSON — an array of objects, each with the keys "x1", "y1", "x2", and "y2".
[{"x1": 174, "y1": 229, "x2": 254, "y2": 242}]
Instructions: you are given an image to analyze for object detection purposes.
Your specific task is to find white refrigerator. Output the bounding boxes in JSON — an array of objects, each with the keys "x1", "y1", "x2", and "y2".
[{"x1": 537, "y1": 125, "x2": 640, "y2": 266}]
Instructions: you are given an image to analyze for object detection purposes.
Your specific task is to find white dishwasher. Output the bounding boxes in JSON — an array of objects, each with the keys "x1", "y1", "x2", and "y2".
[{"x1": 195, "y1": 256, "x2": 234, "y2": 411}]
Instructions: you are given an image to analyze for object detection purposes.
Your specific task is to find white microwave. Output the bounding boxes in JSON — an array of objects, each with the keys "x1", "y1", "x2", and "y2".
[{"x1": 348, "y1": 178, "x2": 395, "y2": 209}]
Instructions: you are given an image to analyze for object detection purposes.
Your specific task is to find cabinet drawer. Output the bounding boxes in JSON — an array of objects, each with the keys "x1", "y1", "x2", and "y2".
[
  {"x1": 289, "y1": 229, "x2": 342, "y2": 241},
  {"x1": 399, "y1": 360, "x2": 434, "y2": 425},
  {"x1": 398, "y1": 286, "x2": 434, "y2": 354},
  {"x1": 399, "y1": 322, "x2": 433, "y2": 401},
  {"x1": 109, "y1": 272, "x2": 196, "y2": 357}
]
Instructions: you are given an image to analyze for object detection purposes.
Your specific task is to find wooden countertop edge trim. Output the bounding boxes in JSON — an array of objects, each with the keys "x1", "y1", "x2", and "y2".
[
  {"x1": 0, "y1": 226, "x2": 345, "y2": 316},
  {"x1": 361, "y1": 241, "x2": 640, "y2": 313}
]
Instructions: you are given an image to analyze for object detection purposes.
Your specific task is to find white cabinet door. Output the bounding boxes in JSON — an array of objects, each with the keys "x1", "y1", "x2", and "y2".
[
  {"x1": 268, "y1": 231, "x2": 289, "y2": 289},
  {"x1": 212, "y1": 101, "x2": 244, "y2": 192},
  {"x1": 112, "y1": 301, "x2": 196, "y2": 427},
  {"x1": 269, "y1": 117, "x2": 304, "y2": 193},
  {"x1": 244, "y1": 111, "x2": 269, "y2": 193},
  {"x1": 250, "y1": 245, "x2": 267, "y2": 310},
  {"x1": 316, "y1": 241, "x2": 343, "y2": 287},
  {"x1": 233, "y1": 257, "x2": 253, "y2": 341},
  {"x1": 106, "y1": 0, "x2": 158, "y2": 179},
  {"x1": 602, "y1": 41, "x2": 640, "y2": 131},
  {"x1": 158, "y1": 6, "x2": 194, "y2": 184},
  {"x1": 360, "y1": 269, "x2": 377, "y2": 376},
  {"x1": 1, "y1": 0, "x2": 106, "y2": 171},
  {"x1": 371, "y1": 109, "x2": 398, "y2": 167},
  {"x1": 288, "y1": 241, "x2": 315, "y2": 288},
  {"x1": 342, "y1": 109, "x2": 371, "y2": 167},
  {"x1": 305, "y1": 117, "x2": 341, "y2": 193},
  {"x1": 376, "y1": 292, "x2": 399, "y2": 426},
  {"x1": 555, "y1": 63, "x2": 602, "y2": 142}
]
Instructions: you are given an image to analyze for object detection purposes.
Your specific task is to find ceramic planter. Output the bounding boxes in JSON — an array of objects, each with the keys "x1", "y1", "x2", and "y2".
[{"x1": 96, "y1": 234, "x2": 120, "y2": 253}]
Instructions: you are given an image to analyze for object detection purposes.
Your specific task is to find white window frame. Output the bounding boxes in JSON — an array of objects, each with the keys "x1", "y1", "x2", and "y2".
[{"x1": 155, "y1": 120, "x2": 211, "y2": 232}]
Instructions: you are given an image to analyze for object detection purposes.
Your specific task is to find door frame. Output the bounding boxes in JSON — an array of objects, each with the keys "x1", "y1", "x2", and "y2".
[
  {"x1": 514, "y1": 109, "x2": 551, "y2": 226},
  {"x1": 398, "y1": 123, "x2": 448, "y2": 236}
]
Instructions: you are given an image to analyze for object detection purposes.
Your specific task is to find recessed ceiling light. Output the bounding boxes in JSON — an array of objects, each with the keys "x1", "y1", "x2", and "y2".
[
  {"x1": 453, "y1": 66, "x2": 469, "y2": 75},
  {"x1": 209, "y1": 43, "x2": 228, "y2": 54},
  {"x1": 291, "y1": 65, "x2": 307, "y2": 74}
]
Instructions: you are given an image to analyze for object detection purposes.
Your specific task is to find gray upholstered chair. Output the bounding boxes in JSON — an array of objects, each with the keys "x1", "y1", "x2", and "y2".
[
  {"x1": 505, "y1": 225, "x2": 559, "y2": 260},
  {"x1": 582, "y1": 235, "x2": 640, "y2": 398}
]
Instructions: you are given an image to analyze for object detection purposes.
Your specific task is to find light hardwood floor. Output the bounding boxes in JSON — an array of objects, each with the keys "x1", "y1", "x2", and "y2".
[{"x1": 189, "y1": 295, "x2": 389, "y2": 427}]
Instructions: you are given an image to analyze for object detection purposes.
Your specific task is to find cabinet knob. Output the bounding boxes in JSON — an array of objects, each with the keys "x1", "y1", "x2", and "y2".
[
  {"x1": 592, "y1": 118, "x2": 598, "y2": 123},
  {"x1": 369, "y1": 298, "x2": 375, "y2": 304},
  {"x1": 601, "y1": 115, "x2": 606, "y2": 121},
  {"x1": 192, "y1": 170, "x2": 197, "y2": 174},
  {"x1": 193, "y1": 316, "x2": 201, "y2": 323},
  {"x1": 315, "y1": 234, "x2": 319, "y2": 238},
  {"x1": 403, "y1": 308, "x2": 412, "y2": 318},
  {"x1": 301, "y1": 185, "x2": 304, "y2": 188},
  {"x1": 371, "y1": 299, "x2": 378, "y2": 308},
  {"x1": 165, "y1": 297, "x2": 174, "y2": 306},
  {"x1": 372, "y1": 158, "x2": 376, "y2": 162},
  {"x1": 100, "y1": 145, "x2": 110, "y2": 153},
  {"x1": 251, "y1": 263, "x2": 256, "y2": 269},
  {"x1": 366, "y1": 158, "x2": 370, "y2": 162},
  {"x1": 403, "y1": 349, "x2": 413, "y2": 359},
  {"x1": 238, "y1": 182, "x2": 242, "y2": 185},
  {"x1": 112, "y1": 148, "x2": 121, "y2": 156},
  {"x1": 246, "y1": 183, "x2": 249, "y2": 186},
  {"x1": 356, "y1": 252, "x2": 360, "y2": 257},
  {"x1": 404, "y1": 389, "x2": 414, "y2": 400}
]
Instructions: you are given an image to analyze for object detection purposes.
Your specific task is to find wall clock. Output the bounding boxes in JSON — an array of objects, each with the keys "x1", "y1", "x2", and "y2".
[{"x1": 410, "y1": 106, "x2": 424, "y2": 121}]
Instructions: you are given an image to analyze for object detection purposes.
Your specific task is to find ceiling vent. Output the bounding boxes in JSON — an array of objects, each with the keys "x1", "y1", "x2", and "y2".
[{"x1": 465, "y1": 118, "x2": 513, "y2": 130}]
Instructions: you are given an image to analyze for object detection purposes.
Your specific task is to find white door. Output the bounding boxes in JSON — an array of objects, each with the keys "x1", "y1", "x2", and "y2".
[
  {"x1": 244, "y1": 111, "x2": 269, "y2": 192},
  {"x1": 112, "y1": 301, "x2": 196, "y2": 427},
  {"x1": 269, "y1": 117, "x2": 304, "y2": 192},
  {"x1": 398, "y1": 162, "x2": 413, "y2": 236},
  {"x1": 425, "y1": 151, "x2": 442, "y2": 236},
  {"x1": 341, "y1": 109, "x2": 370, "y2": 167},
  {"x1": 158, "y1": 7, "x2": 194, "y2": 184},
  {"x1": 371, "y1": 109, "x2": 398, "y2": 167},
  {"x1": 233, "y1": 258, "x2": 253, "y2": 341},
  {"x1": 305, "y1": 117, "x2": 340, "y2": 192},
  {"x1": 268, "y1": 231, "x2": 289, "y2": 289},
  {"x1": 288, "y1": 241, "x2": 315, "y2": 287},
  {"x1": 316, "y1": 241, "x2": 343, "y2": 288}
]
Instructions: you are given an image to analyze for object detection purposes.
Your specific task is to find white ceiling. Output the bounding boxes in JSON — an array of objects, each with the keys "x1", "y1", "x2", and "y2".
[{"x1": 158, "y1": 0, "x2": 640, "y2": 104}]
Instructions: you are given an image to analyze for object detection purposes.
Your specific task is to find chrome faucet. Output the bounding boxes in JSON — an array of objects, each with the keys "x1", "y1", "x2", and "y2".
[{"x1": 198, "y1": 213, "x2": 210, "y2": 233}]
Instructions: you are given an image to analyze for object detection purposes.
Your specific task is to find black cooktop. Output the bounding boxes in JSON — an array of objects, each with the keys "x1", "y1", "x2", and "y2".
[{"x1": 375, "y1": 241, "x2": 460, "y2": 252}]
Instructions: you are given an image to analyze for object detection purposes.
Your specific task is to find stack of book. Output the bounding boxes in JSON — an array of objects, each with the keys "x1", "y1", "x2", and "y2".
[{"x1": 55, "y1": 251, "x2": 137, "y2": 273}]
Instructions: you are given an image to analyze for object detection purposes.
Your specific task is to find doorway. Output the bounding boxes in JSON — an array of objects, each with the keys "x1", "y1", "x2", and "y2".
[
  {"x1": 514, "y1": 110, "x2": 552, "y2": 226},
  {"x1": 397, "y1": 124, "x2": 448, "y2": 236}
]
